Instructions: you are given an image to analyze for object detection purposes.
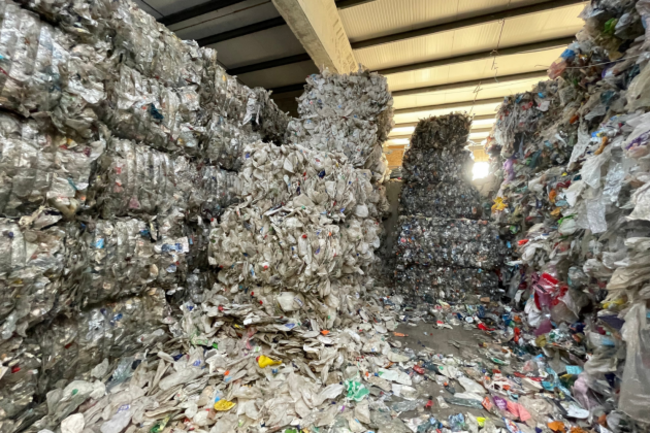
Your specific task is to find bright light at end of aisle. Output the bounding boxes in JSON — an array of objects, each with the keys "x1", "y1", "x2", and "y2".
[{"x1": 473, "y1": 162, "x2": 490, "y2": 180}]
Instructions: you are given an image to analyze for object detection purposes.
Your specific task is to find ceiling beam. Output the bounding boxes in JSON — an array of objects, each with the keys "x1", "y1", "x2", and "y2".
[
  {"x1": 272, "y1": 0, "x2": 356, "y2": 74},
  {"x1": 228, "y1": 53, "x2": 311, "y2": 75},
  {"x1": 160, "y1": 0, "x2": 247, "y2": 26},
  {"x1": 394, "y1": 97, "x2": 504, "y2": 115},
  {"x1": 335, "y1": 0, "x2": 375, "y2": 8},
  {"x1": 270, "y1": 83, "x2": 306, "y2": 94},
  {"x1": 351, "y1": 0, "x2": 585, "y2": 50},
  {"x1": 392, "y1": 70, "x2": 548, "y2": 97},
  {"x1": 197, "y1": 17, "x2": 286, "y2": 47},
  {"x1": 379, "y1": 37, "x2": 573, "y2": 75}
]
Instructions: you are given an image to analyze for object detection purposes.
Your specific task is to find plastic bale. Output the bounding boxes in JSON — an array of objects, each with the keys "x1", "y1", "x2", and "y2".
[
  {"x1": 395, "y1": 216, "x2": 505, "y2": 270},
  {"x1": 0, "y1": 1, "x2": 69, "y2": 117},
  {"x1": 0, "y1": 220, "x2": 68, "y2": 340},
  {"x1": 0, "y1": 113, "x2": 105, "y2": 218},
  {"x1": 34, "y1": 289, "x2": 171, "y2": 404}
]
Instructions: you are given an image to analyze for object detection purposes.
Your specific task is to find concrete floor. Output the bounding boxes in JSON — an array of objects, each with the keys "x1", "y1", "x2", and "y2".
[{"x1": 388, "y1": 321, "x2": 497, "y2": 425}]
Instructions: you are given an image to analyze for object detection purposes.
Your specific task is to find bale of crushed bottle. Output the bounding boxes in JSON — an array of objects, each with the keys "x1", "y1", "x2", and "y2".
[
  {"x1": 89, "y1": 137, "x2": 242, "y2": 221},
  {"x1": 209, "y1": 207, "x2": 381, "y2": 303},
  {"x1": 401, "y1": 147, "x2": 474, "y2": 186},
  {"x1": 16, "y1": 0, "x2": 204, "y2": 89},
  {"x1": 0, "y1": 0, "x2": 111, "y2": 140},
  {"x1": 100, "y1": 64, "x2": 202, "y2": 155},
  {"x1": 395, "y1": 216, "x2": 505, "y2": 270},
  {"x1": 198, "y1": 48, "x2": 261, "y2": 170},
  {"x1": 0, "y1": 1, "x2": 70, "y2": 117},
  {"x1": 245, "y1": 87, "x2": 290, "y2": 145},
  {"x1": 0, "y1": 290, "x2": 169, "y2": 429},
  {"x1": 89, "y1": 138, "x2": 194, "y2": 219},
  {"x1": 191, "y1": 164, "x2": 242, "y2": 222},
  {"x1": 394, "y1": 264, "x2": 500, "y2": 302},
  {"x1": 399, "y1": 182, "x2": 483, "y2": 220},
  {"x1": 0, "y1": 220, "x2": 69, "y2": 341},
  {"x1": 287, "y1": 69, "x2": 393, "y2": 168},
  {"x1": 409, "y1": 113, "x2": 472, "y2": 152},
  {"x1": 236, "y1": 141, "x2": 378, "y2": 218},
  {"x1": 67, "y1": 218, "x2": 191, "y2": 308},
  {"x1": 36, "y1": 289, "x2": 171, "y2": 394},
  {"x1": 0, "y1": 113, "x2": 105, "y2": 218}
]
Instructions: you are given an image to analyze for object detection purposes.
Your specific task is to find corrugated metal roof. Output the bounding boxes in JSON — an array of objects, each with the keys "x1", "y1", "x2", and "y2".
[
  {"x1": 385, "y1": 48, "x2": 562, "y2": 91},
  {"x1": 339, "y1": 0, "x2": 548, "y2": 41},
  {"x1": 353, "y1": 4, "x2": 584, "y2": 70},
  {"x1": 392, "y1": 76, "x2": 542, "y2": 109}
]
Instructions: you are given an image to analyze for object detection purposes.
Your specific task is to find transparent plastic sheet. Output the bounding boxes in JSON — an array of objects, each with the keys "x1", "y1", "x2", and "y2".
[
  {"x1": 395, "y1": 217, "x2": 505, "y2": 270},
  {"x1": 619, "y1": 303, "x2": 650, "y2": 424},
  {"x1": 0, "y1": 113, "x2": 105, "y2": 217}
]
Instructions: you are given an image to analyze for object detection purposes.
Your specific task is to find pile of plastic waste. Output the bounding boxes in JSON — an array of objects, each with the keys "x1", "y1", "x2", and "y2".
[
  {"x1": 395, "y1": 114, "x2": 506, "y2": 304},
  {"x1": 486, "y1": 0, "x2": 650, "y2": 430},
  {"x1": 0, "y1": 1, "x2": 428, "y2": 432}
]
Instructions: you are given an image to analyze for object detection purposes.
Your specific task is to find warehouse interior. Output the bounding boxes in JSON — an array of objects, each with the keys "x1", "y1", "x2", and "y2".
[{"x1": 1, "y1": 0, "x2": 649, "y2": 433}]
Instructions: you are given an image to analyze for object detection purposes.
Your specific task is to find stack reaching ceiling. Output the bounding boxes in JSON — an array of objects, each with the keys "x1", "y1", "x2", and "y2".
[{"x1": 395, "y1": 114, "x2": 505, "y2": 303}]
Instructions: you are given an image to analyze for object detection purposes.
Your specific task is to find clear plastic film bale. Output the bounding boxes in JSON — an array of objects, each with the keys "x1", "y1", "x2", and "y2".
[
  {"x1": 0, "y1": 1, "x2": 69, "y2": 116},
  {"x1": 71, "y1": 218, "x2": 190, "y2": 308},
  {"x1": 0, "y1": 220, "x2": 67, "y2": 340},
  {"x1": 395, "y1": 216, "x2": 505, "y2": 270},
  {"x1": 89, "y1": 138, "x2": 194, "y2": 219},
  {"x1": 0, "y1": 113, "x2": 105, "y2": 218},
  {"x1": 101, "y1": 64, "x2": 202, "y2": 155},
  {"x1": 35, "y1": 289, "x2": 171, "y2": 397}
]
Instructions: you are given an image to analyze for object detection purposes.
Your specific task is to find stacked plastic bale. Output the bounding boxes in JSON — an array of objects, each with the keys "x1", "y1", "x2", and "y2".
[
  {"x1": 0, "y1": 0, "x2": 289, "y2": 425},
  {"x1": 395, "y1": 114, "x2": 506, "y2": 303},
  {"x1": 286, "y1": 69, "x2": 393, "y2": 216},
  {"x1": 208, "y1": 141, "x2": 384, "y2": 330},
  {"x1": 487, "y1": 0, "x2": 650, "y2": 428}
]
